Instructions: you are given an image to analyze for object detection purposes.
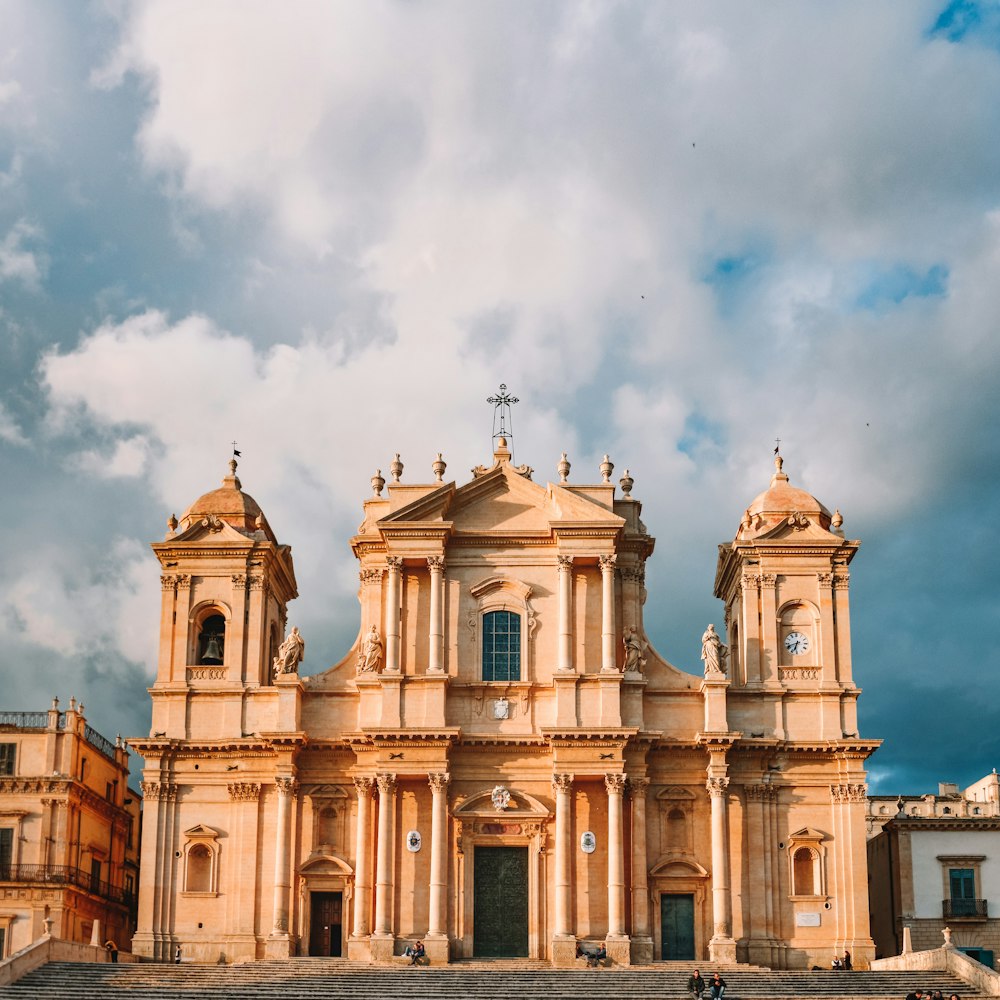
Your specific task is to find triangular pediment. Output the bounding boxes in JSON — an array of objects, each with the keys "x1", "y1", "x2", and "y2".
[
  {"x1": 184, "y1": 824, "x2": 219, "y2": 841},
  {"x1": 378, "y1": 482, "x2": 457, "y2": 525},
  {"x1": 754, "y1": 516, "x2": 842, "y2": 543},
  {"x1": 442, "y1": 467, "x2": 624, "y2": 535},
  {"x1": 172, "y1": 517, "x2": 254, "y2": 544}
]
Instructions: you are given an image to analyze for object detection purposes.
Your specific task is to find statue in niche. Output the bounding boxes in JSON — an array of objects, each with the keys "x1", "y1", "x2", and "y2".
[
  {"x1": 701, "y1": 623, "x2": 727, "y2": 677},
  {"x1": 358, "y1": 625, "x2": 384, "y2": 674},
  {"x1": 272, "y1": 626, "x2": 305, "y2": 676},
  {"x1": 623, "y1": 625, "x2": 646, "y2": 672}
]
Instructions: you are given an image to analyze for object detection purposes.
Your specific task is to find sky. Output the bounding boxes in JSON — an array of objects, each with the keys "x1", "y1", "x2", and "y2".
[{"x1": 1, "y1": 0, "x2": 998, "y2": 794}]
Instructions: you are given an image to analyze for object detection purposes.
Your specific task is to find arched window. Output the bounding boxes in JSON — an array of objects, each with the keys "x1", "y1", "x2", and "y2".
[
  {"x1": 186, "y1": 844, "x2": 212, "y2": 893},
  {"x1": 181, "y1": 824, "x2": 220, "y2": 895},
  {"x1": 482, "y1": 610, "x2": 521, "y2": 682},
  {"x1": 793, "y1": 847, "x2": 816, "y2": 896},
  {"x1": 198, "y1": 614, "x2": 226, "y2": 665}
]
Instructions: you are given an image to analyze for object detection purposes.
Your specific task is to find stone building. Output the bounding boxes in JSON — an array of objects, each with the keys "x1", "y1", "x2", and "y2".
[
  {"x1": 130, "y1": 442, "x2": 878, "y2": 968},
  {"x1": 0, "y1": 700, "x2": 139, "y2": 958},
  {"x1": 868, "y1": 773, "x2": 1000, "y2": 967}
]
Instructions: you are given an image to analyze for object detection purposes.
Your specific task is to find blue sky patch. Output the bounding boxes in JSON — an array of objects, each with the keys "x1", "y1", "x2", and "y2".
[
  {"x1": 930, "y1": 0, "x2": 1000, "y2": 49},
  {"x1": 854, "y1": 262, "x2": 948, "y2": 310}
]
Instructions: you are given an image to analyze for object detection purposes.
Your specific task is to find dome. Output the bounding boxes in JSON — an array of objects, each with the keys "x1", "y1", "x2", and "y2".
[
  {"x1": 739, "y1": 454, "x2": 833, "y2": 537},
  {"x1": 179, "y1": 459, "x2": 267, "y2": 535}
]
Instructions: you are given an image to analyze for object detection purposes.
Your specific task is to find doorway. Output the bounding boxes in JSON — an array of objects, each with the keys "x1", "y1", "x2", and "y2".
[
  {"x1": 473, "y1": 846, "x2": 528, "y2": 957},
  {"x1": 661, "y1": 893, "x2": 695, "y2": 960},
  {"x1": 308, "y1": 891, "x2": 343, "y2": 957}
]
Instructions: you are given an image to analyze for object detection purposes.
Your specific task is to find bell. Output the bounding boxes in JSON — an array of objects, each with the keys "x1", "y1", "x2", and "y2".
[{"x1": 202, "y1": 634, "x2": 223, "y2": 663}]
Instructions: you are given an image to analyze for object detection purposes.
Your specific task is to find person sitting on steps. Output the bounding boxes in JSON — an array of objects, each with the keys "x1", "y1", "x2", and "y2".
[
  {"x1": 403, "y1": 939, "x2": 425, "y2": 966},
  {"x1": 687, "y1": 969, "x2": 706, "y2": 998},
  {"x1": 709, "y1": 971, "x2": 726, "y2": 999},
  {"x1": 589, "y1": 943, "x2": 607, "y2": 967}
]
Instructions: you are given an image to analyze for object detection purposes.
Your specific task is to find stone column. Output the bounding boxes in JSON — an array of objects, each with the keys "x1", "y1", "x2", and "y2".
[
  {"x1": 427, "y1": 557, "x2": 445, "y2": 673},
  {"x1": 373, "y1": 774, "x2": 397, "y2": 940},
  {"x1": 271, "y1": 777, "x2": 297, "y2": 937},
  {"x1": 599, "y1": 555, "x2": 617, "y2": 672},
  {"x1": 605, "y1": 773, "x2": 627, "y2": 938},
  {"x1": 385, "y1": 557, "x2": 403, "y2": 673},
  {"x1": 351, "y1": 777, "x2": 375, "y2": 939},
  {"x1": 707, "y1": 774, "x2": 736, "y2": 962},
  {"x1": 427, "y1": 773, "x2": 450, "y2": 951},
  {"x1": 557, "y1": 556, "x2": 573, "y2": 672},
  {"x1": 629, "y1": 777, "x2": 652, "y2": 963},
  {"x1": 553, "y1": 773, "x2": 574, "y2": 942}
]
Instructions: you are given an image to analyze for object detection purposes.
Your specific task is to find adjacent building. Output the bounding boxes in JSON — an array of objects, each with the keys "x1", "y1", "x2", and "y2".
[
  {"x1": 0, "y1": 700, "x2": 139, "y2": 958},
  {"x1": 868, "y1": 773, "x2": 1000, "y2": 967},
  {"x1": 131, "y1": 442, "x2": 878, "y2": 968}
]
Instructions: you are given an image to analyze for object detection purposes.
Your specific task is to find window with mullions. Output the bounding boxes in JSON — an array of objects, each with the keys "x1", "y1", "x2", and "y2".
[
  {"x1": 482, "y1": 610, "x2": 521, "y2": 682},
  {"x1": 0, "y1": 744, "x2": 14, "y2": 776}
]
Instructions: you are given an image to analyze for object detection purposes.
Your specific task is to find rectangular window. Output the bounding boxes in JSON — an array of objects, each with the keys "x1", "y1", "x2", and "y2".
[
  {"x1": 482, "y1": 610, "x2": 521, "y2": 682},
  {"x1": 950, "y1": 868, "x2": 976, "y2": 915},
  {"x1": 0, "y1": 744, "x2": 15, "y2": 776},
  {"x1": 0, "y1": 828, "x2": 12, "y2": 873},
  {"x1": 90, "y1": 858, "x2": 101, "y2": 893}
]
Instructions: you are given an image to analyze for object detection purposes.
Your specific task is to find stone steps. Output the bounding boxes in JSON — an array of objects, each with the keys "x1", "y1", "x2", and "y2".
[{"x1": 0, "y1": 960, "x2": 981, "y2": 1000}]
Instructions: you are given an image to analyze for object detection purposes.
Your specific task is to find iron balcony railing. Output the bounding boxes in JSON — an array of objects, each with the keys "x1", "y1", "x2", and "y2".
[
  {"x1": 943, "y1": 898, "x2": 989, "y2": 919},
  {"x1": 0, "y1": 864, "x2": 136, "y2": 907},
  {"x1": 0, "y1": 711, "x2": 117, "y2": 761}
]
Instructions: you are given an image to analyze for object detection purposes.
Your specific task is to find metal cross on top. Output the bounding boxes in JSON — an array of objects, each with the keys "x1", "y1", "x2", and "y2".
[{"x1": 487, "y1": 383, "x2": 519, "y2": 447}]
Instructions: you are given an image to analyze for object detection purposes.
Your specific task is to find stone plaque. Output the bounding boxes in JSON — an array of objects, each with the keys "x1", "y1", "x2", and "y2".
[{"x1": 795, "y1": 912, "x2": 821, "y2": 927}]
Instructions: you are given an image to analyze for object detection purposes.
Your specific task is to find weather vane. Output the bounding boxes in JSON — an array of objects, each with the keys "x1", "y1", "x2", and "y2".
[{"x1": 487, "y1": 383, "x2": 519, "y2": 447}]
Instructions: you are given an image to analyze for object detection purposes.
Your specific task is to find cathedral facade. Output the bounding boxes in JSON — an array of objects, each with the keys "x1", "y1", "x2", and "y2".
[{"x1": 130, "y1": 440, "x2": 877, "y2": 968}]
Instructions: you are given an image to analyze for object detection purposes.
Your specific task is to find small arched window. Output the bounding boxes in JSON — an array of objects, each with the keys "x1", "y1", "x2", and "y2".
[
  {"x1": 198, "y1": 614, "x2": 226, "y2": 665},
  {"x1": 186, "y1": 843, "x2": 212, "y2": 893},
  {"x1": 793, "y1": 847, "x2": 816, "y2": 896},
  {"x1": 482, "y1": 610, "x2": 521, "y2": 682}
]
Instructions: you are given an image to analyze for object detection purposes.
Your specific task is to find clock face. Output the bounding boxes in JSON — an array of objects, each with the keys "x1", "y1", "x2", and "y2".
[{"x1": 784, "y1": 631, "x2": 810, "y2": 655}]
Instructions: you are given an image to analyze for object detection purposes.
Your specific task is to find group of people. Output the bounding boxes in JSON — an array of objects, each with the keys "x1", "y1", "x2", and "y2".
[
  {"x1": 831, "y1": 950, "x2": 853, "y2": 970},
  {"x1": 402, "y1": 940, "x2": 425, "y2": 966},
  {"x1": 905, "y1": 991, "x2": 960, "y2": 1000},
  {"x1": 687, "y1": 970, "x2": 727, "y2": 998},
  {"x1": 575, "y1": 942, "x2": 608, "y2": 967}
]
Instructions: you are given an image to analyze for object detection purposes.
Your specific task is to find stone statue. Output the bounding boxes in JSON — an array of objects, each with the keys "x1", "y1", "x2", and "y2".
[
  {"x1": 623, "y1": 625, "x2": 645, "y2": 672},
  {"x1": 273, "y1": 626, "x2": 305, "y2": 676},
  {"x1": 358, "y1": 625, "x2": 383, "y2": 674},
  {"x1": 701, "y1": 623, "x2": 726, "y2": 676}
]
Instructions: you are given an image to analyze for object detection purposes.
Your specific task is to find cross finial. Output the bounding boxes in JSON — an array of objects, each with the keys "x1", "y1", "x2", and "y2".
[
  {"x1": 487, "y1": 383, "x2": 519, "y2": 448},
  {"x1": 773, "y1": 436, "x2": 781, "y2": 455}
]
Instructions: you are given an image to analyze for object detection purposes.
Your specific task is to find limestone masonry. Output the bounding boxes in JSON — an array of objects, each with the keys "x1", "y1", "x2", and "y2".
[{"x1": 129, "y1": 441, "x2": 878, "y2": 968}]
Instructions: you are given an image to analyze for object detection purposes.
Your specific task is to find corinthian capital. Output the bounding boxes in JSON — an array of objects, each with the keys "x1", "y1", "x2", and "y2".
[
  {"x1": 706, "y1": 776, "x2": 730, "y2": 797},
  {"x1": 376, "y1": 773, "x2": 398, "y2": 795},
  {"x1": 552, "y1": 773, "x2": 574, "y2": 793},
  {"x1": 428, "y1": 772, "x2": 451, "y2": 792},
  {"x1": 605, "y1": 773, "x2": 627, "y2": 794}
]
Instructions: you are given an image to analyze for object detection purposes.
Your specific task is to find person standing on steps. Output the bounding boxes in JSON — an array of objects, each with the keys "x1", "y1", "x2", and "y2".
[
  {"x1": 174, "y1": 944, "x2": 181, "y2": 965},
  {"x1": 104, "y1": 940, "x2": 118, "y2": 963},
  {"x1": 843, "y1": 949, "x2": 852, "y2": 970},
  {"x1": 709, "y1": 971, "x2": 726, "y2": 999},
  {"x1": 687, "y1": 969, "x2": 706, "y2": 998}
]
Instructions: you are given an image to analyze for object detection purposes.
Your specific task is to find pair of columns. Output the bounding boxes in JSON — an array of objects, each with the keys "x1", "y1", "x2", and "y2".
[
  {"x1": 384, "y1": 557, "x2": 446, "y2": 674},
  {"x1": 552, "y1": 772, "x2": 648, "y2": 942},
  {"x1": 351, "y1": 772, "x2": 450, "y2": 940},
  {"x1": 557, "y1": 555, "x2": 618, "y2": 673}
]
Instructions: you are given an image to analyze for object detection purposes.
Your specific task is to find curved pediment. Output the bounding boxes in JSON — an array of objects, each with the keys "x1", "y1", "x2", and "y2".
[
  {"x1": 453, "y1": 786, "x2": 550, "y2": 819},
  {"x1": 650, "y1": 854, "x2": 709, "y2": 878},
  {"x1": 299, "y1": 853, "x2": 354, "y2": 876}
]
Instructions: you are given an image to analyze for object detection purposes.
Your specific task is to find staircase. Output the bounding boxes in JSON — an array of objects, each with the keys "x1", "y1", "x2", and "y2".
[{"x1": 0, "y1": 959, "x2": 981, "y2": 1000}]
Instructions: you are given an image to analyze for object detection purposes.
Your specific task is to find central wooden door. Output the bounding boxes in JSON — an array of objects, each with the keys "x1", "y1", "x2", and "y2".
[
  {"x1": 473, "y1": 846, "x2": 529, "y2": 957},
  {"x1": 661, "y1": 893, "x2": 695, "y2": 960},
  {"x1": 308, "y1": 891, "x2": 343, "y2": 957}
]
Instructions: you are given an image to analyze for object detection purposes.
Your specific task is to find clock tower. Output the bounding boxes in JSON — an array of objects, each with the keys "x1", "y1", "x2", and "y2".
[{"x1": 714, "y1": 452, "x2": 860, "y2": 743}]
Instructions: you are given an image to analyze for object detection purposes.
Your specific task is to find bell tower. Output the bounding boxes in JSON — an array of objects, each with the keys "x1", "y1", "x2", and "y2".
[
  {"x1": 713, "y1": 452, "x2": 860, "y2": 741},
  {"x1": 149, "y1": 458, "x2": 298, "y2": 740}
]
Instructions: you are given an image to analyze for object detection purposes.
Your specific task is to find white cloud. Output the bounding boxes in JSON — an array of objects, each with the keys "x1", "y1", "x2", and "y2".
[
  {"x1": 0, "y1": 400, "x2": 27, "y2": 445},
  {"x1": 0, "y1": 219, "x2": 45, "y2": 289}
]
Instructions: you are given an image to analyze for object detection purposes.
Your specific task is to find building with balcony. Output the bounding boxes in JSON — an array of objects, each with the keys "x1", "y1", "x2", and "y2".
[
  {"x1": 867, "y1": 774, "x2": 1000, "y2": 968},
  {"x1": 0, "y1": 699, "x2": 140, "y2": 958}
]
